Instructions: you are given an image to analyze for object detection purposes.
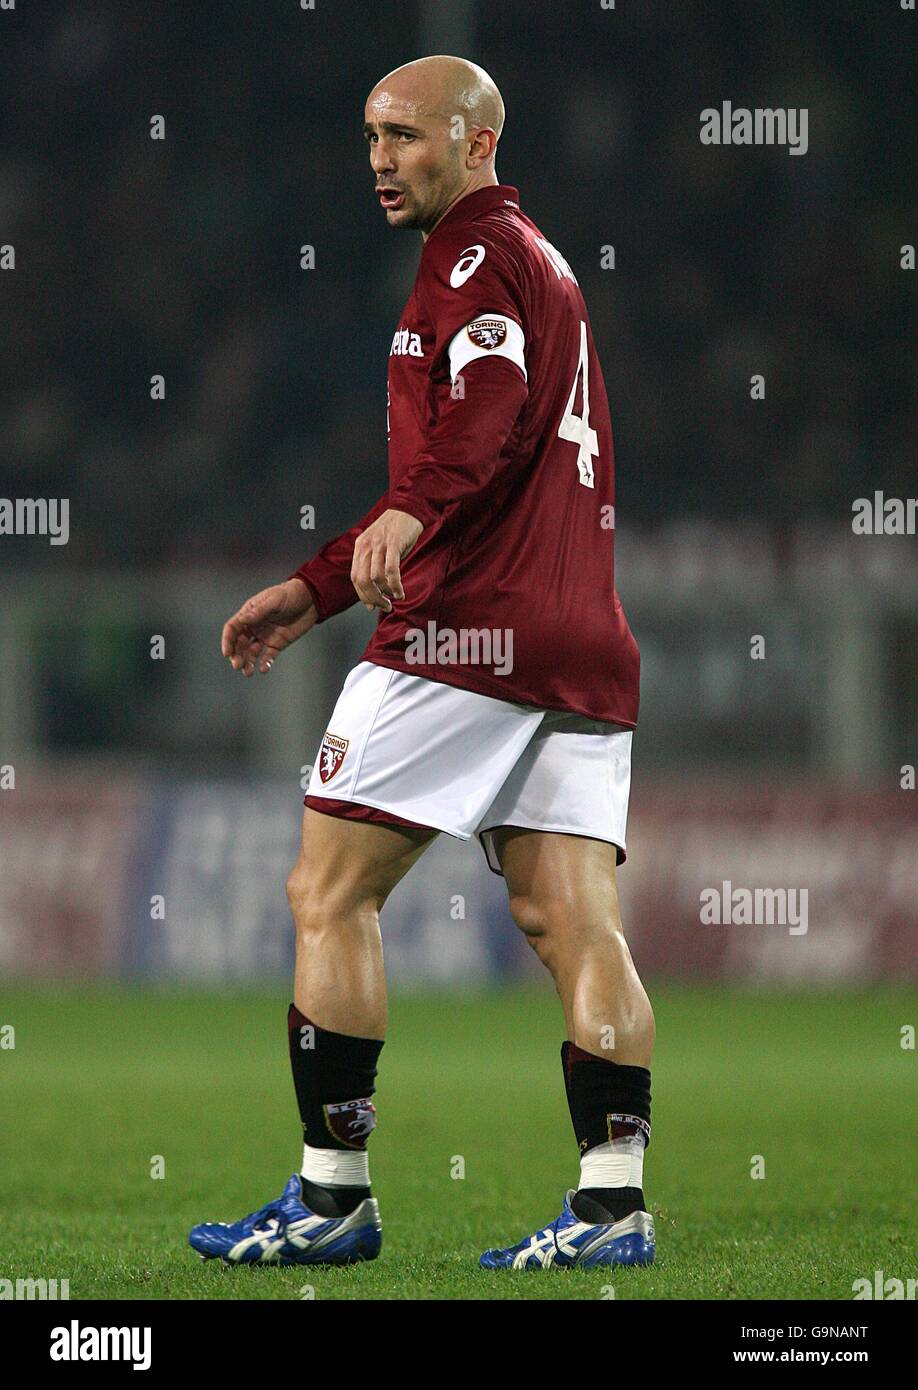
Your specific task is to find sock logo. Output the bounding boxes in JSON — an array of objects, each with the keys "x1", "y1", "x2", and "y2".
[
  {"x1": 606, "y1": 1113, "x2": 651, "y2": 1145},
  {"x1": 323, "y1": 1098, "x2": 377, "y2": 1148}
]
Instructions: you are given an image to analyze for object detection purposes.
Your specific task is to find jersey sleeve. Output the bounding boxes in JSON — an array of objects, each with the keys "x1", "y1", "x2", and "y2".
[
  {"x1": 420, "y1": 231, "x2": 528, "y2": 385},
  {"x1": 287, "y1": 492, "x2": 389, "y2": 622},
  {"x1": 387, "y1": 355, "x2": 528, "y2": 529},
  {"x1": 384, "y1": 232, "x2": 529, "y2": 529}
]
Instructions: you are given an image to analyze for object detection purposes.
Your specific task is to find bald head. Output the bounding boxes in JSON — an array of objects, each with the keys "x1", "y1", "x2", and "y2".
[
  {"x1": 369, "y1": 55, "x2": 505, "y2": 143},
  {"x1": 364, "y1": 56, "x2": 506, "y2": 237}
]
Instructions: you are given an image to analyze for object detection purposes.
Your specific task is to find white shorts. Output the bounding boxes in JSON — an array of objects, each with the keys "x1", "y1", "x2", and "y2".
[{"x1": 305, "y1": 661, "x2": 633, "y2": 874}]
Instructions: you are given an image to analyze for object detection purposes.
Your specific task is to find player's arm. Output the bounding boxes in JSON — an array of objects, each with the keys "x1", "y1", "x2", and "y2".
[
  {"x1": 351, "y1": 351, "x2": 528, "y2": 612},
  {"x1": 387, "y1": 352, "x2": 528, "y2": 527},
  {"x1": 221, "y1": 493, "x2": 390, "y2": 677},
  {"x1": 221, "y1": 579, "x2": 318, "y2": 677},
  {"x1": 310, "y1": 240, "x2": 530, "y2": 614},
  {"x1": 352, "y1": 235, "x2": 530, "y2": 610},
  {"x1": 287, "y1": 491, "x2": 392, "y2": 620}
]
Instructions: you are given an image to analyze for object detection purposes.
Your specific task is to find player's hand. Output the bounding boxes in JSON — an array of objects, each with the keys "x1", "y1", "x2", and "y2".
[
  {"x1": 351, "y1": 508, "x2": 423, "y2": 612},
  {"x1": 221, "y1": 579, "x2": 318, "y2": 677}
]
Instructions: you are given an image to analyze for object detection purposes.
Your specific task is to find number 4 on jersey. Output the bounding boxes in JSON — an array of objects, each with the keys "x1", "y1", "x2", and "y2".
[{"x1": 557, "y1": 320, "x2": 598, "y2": 488}]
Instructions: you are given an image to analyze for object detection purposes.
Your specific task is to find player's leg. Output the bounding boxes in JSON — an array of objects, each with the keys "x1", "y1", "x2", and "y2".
[
  {"x1": 497, "y1": 826, "x2": 653, "y2": 1065},
  {"x1": 475, "y1": 714, "x2": 655, "y2": 1268},
  {"x1": 477, "y1": 827, "x2": 655, "y2": 1269},
  {"x1": 499, "y1": 825, "x2": 653, "y2": 1194},
  {"x1": 189, "y1": 808, "x2": 436, "y2": 1266},
  {"x1": 286, "y1": 808, "x2": 436, "y2": 1214},
  {"x1": 288, "y1": 806, "x2": 436, "y2": 1038},
  {"x1": 284, "y1": 665, "x2": 541, "y2": 1244},
  {"x1": 189, "y1": 661, "x2": 540, "y2": 1266}
]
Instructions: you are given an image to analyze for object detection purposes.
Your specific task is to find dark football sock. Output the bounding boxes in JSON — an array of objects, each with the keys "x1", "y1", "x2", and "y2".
[
  {"x1": 560, "y1": 1040, "x2": 651, "y2": 1224},
  {"x1": 287, "y1": 1003, "x2": 383, "y2": 1212},
  {"x1": 288, "y1": 1002, "x2": 384, "y2": 1149},
  {"x1": 297, "y1": 1175, "x2": 371, "y2": 1218},
  {"x1": 574, "y1": 1186, "x2": 646, "y2": 1224}
]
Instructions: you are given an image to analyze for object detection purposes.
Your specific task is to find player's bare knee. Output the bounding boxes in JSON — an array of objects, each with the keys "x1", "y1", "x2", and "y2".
[
  {"x1": 510, "y1": 892, "x2": 614, "y2": 944},
  {"x1": 508, "y1": 893, "x2": 549, "y2": 943},
  {"x1": 286, "y1": 861, "x2": 379, "y2": 940},
  {"x1": 286, "y1": 863, "x2": 338, "y2": 932},
  {"x1": 507, "y1": 895, "x2": 563, "y2": 974},
  {"x1": 285, "y1": 863, "x2": 319, "y2": 929}
]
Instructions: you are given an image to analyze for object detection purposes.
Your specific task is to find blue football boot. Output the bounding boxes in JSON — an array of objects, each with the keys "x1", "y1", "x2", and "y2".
[
  {"x1": 480, "y1": 1191, "x2": 655, "y2": 1269},
  {"x1": 189, "y1": 1173, "x2": 381, "y2": 1266}
]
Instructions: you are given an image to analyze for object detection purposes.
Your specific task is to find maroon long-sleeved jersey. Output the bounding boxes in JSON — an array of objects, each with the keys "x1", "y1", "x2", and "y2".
[{"x1": 291, "y1": 183, "x2": 640, "y2": 727}]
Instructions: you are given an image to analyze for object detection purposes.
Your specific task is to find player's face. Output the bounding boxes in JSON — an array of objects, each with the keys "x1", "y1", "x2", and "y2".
[{"x1": 363, "y1": 97, "x2": 463, "y2": 234}]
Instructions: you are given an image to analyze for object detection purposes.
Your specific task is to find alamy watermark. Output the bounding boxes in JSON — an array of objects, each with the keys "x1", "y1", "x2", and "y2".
[
  {"x1": 852, "y1": 1269, "x2": 916, "y2": 1300},
  {"x1": 700, "y1": 881, "x2": 808, "y2": 935},
  {"x1": 404, "y1": 621, "x2": 513, "y2": 676},
  {"x1": 851, "y1": 492, "x2": 916, "y2": 535},
  {"x1": 700, "y1": 103, "x2": 808, "y2": 156},
  {"x1": 50, "y1": 1321, "x2": 151, "y2": 1370},
  {"x1": 0, "y1": 497, "x2": 69, "y2": 545},
  {"x1": 0, "y1": 1276, "x2": 70, "y2": 1299}
]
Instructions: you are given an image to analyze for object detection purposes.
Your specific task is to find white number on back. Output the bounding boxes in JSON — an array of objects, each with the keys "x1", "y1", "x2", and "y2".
[{"x1": 557, "y1": 320, "x2": 598, "y2": 488}]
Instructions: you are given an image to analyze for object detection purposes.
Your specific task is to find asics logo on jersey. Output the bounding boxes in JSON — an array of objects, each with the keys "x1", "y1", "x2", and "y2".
[{"x1": 449, "y1": 243, "x2": 486, "y2": 287}]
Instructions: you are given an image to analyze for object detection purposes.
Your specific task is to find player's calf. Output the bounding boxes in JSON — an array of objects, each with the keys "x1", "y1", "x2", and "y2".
[{"x1": 497, "y1": 832, "x2": 656, "y2": 1255}]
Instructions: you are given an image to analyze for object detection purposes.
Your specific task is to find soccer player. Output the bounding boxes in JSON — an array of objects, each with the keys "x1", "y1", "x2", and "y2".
[{"x1": 189, "y1": 55, "x2": 655, "y2": 1272}]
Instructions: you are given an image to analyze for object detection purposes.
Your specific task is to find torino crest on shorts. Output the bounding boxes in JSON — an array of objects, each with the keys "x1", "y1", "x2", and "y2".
[{"x1": 319, "y1": 732, "x2": 349, "y2": 783}]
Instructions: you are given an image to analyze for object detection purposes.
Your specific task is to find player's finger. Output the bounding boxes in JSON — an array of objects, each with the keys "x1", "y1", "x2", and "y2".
[
  {"x1": 350, "y1": 560, "x2": 369, "y2": 608},
  {"x1": 227, "y1": 634, "x2": 251, "y2": 671},
  {"x1": 256, "y1": 637, "x2": 280, "y2": 672},
  {"x1": 230, "y1": 626, "x2": 258, "y2": 671},
  {"x1": 369, "y1": 541, "x2": 393, "y2": 611},
  {"x1": 251, "y1": 625, "x2": 286, "y2": 665},
  {"x1": 242, "y1": 638, "x2": 263, "y2": 677},
  {"x1": 351, "y1": 545, "x2": 379, "y2": 611},
  {"x1": 384, "y1": 542, "x2": 404, "y2": 602},
  {"x1": 222, "y1": 614, "x2": 247, "y2": 659},
  {"x1": 223, "y1": 596, "x2": 274, "y2": 663}
]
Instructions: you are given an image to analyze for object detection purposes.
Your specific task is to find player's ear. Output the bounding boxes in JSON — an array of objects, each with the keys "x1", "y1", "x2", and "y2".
[{"x1": 469, "y1": 127, "x2": 497, "y2": 167}]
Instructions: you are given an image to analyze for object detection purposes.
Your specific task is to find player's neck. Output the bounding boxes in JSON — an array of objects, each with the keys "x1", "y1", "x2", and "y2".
[{"x1": 422, "y1": 174, "x2": 500, "y2": 242}]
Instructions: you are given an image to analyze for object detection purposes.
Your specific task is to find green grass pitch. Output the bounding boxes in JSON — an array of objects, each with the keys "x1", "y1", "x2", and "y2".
[{"x1": 1, "y1": 983, "x2": 914, "y2": 1300}]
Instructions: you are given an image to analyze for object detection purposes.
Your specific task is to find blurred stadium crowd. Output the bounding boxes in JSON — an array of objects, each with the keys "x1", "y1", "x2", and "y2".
[
  {"x1": 0, "y1": 2, "x2": 914, "y2": 987},
  {"x1": 0, "y1": 0, "x2": 912, "y2": 573}
]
